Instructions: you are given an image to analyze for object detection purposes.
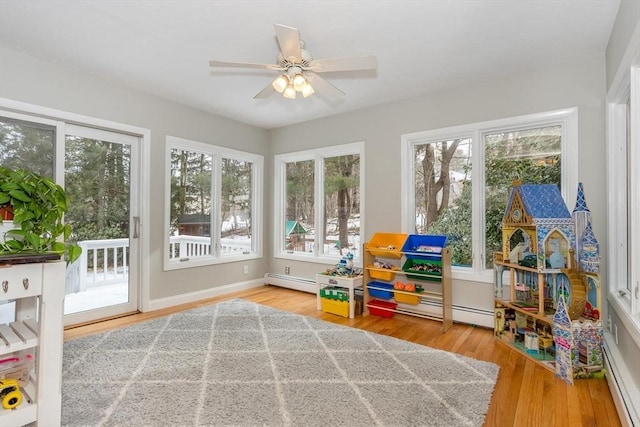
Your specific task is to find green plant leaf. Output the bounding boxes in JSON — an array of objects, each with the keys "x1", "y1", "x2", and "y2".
[
  {"x1": 0, "y1": 182, "x2": 21, "y2": 191},
  {"x1": 24, "y1": 233, "x2": 43, "y2": 250},
  {"x1": 67, "y1": 244, "x2": 82, "y2": 264},
  {"x1": 50, "y1": 241, "x2": 66, "y2": 253},
  {"x1": 63, "y1": 224, "x2": 72, "y2": 240},
  {"x1": 8, "y1": 189, "x2": 31, "y2": 202}
]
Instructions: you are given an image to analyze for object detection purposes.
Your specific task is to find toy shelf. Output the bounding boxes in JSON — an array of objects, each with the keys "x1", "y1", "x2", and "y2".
[
  {"x1": 0, "y1": 319, "x2": 39, "y2": 353},
  {"x1": 362, "y1": 233, "x2": 452, "y2": 332},
  {"x1": 494, "y1": 258, "x2": 563, "y2": 275},
  {"x1": 494, "y1": 299, "x2": 552, "y2": 324}
]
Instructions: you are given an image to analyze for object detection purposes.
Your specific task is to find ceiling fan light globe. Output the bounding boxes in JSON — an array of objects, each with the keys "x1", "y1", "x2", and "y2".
[
  {"x1": 272, "y1": 75, "x2": 288, "y2": 93},
  {"x1": 301, "y1": 83, "x2": 315, "y2": 98},
  {"x1": 292, "y1": 74, "x2": 307, "y2": 91},
  {"x1": 283, "y1": 84, "x2": 296, "y2": 99}
]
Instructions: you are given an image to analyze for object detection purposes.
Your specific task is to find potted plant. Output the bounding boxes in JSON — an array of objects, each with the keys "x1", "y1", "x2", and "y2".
[{"x1": 0, "y1": 166, "x2": 81, "y2": 263}]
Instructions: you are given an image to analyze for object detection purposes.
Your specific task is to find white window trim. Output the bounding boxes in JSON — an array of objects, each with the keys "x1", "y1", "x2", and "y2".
[
  {"x1": 401, "y1": 108, "x2": 578, "y2": 283},
  {"x1": 273, "y1": 141, "x2": 365, "y2": 265},
  {"x1": 605, "y1": 24, "x2": 640, "y2": 347},
  {"x1": 164, "y1": 135, "x2": 263, "y2": 271}
]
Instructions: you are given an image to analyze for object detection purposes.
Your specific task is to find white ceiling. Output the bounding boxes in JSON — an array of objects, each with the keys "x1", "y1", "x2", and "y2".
[{"x1": 0, "y1": 0, "x2": 620, "y2": 129}]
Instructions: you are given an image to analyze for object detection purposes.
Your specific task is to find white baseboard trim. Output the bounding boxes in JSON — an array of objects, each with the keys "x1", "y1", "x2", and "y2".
[
  {"x1": 145, "y1": 278, "x2": 264, "y2": 312},
  {"x1": 604, "y1": 333, "x2": 640, "y2": 427}
]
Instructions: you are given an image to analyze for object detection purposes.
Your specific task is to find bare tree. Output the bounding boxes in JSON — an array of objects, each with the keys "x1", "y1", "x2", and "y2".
[{"x1": 421, "y1": 140, "x2": 459, "y2": 229}]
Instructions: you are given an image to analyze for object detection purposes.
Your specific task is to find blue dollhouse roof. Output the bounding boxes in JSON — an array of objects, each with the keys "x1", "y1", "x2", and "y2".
[
  {"x1": 572, "y1": 182, "x2": 590, "y2": 214},
  {"x1": 507, "y1": 184, "x2": 571, "y2": 220}
]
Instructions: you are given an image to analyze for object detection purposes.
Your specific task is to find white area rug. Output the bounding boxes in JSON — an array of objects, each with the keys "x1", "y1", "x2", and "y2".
[{"x1": 61, "y1": 299, "x2": 499, "y2": 426}]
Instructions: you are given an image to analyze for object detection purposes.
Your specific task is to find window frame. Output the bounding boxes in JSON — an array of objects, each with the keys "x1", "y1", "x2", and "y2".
[
  {"x1": 273, "y1": 141, "x2": 365, "y2": 265},
  {"x1": 606, "y1": 34, "x2": 640, "y2": 346},
  {"x1": 401, "y1": 108, "x2": 578, "y2": 283},
  {"x1": 163, "y1": 135, "x2": 263, "y2": 271}
]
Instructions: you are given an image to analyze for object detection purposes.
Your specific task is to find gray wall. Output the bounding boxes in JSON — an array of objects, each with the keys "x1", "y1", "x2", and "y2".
[
  {"x1": 268, "y1": 53, "x2": 607, "y2": 313},
  {"x1": 0, "y1": 47, "x2": 270, "y2": 301},
  {"x1": 606, "y1": 0, "x2": 640, "y2": 89},
  {"x1": 604, "y1": 0, "x2": 640, "y2": 411}
]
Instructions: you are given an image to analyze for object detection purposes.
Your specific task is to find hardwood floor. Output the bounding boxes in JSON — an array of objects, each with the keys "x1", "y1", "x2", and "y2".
[{"x1": 64, "y1": 285, "x2": 622, "y2": 427}]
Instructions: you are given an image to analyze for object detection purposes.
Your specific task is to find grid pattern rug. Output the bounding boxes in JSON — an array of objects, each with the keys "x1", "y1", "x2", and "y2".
[{"x1": 61, "y1": 299, "x2": 499, "y2": 426}]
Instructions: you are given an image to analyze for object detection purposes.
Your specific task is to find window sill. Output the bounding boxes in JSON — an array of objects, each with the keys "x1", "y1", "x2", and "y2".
[
  {"x1": 275, "y1": 252, "x2": 362, "y2": 268},
  {"x1": 607, "y1": 290, "x2": 640, "y2": 350},
  {"x1": 163, "y1": 252, "x2": 262, "y2": 271}
]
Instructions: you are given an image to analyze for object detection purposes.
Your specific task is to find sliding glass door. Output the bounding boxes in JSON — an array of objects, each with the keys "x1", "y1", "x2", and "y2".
[
  {"x1": 0, "y1": 111, "x2": 141, "y2": 326},
  {"x1": 62, "y1": 125, "x2": 140, "y2": 325}
]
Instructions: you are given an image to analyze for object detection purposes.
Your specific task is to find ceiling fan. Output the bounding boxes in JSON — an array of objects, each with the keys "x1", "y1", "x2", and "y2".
[{"x1": 208, "y1": 24, "x2": 377, "y2": 100}]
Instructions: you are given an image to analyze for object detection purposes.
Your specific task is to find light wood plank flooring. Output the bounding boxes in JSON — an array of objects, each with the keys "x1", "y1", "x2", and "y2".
[{"x1": 65, "y1": 285, "x2": 621, "y2": 427}]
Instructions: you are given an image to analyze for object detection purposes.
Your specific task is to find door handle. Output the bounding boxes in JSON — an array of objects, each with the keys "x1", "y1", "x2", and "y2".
[{"x1": 133, "y1": 216, "x2": 140, "y2": 239}]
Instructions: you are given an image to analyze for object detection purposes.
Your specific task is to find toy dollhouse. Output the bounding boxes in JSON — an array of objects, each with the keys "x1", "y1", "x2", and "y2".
[{"x1": 493, "y1": 181, "x2": 604, "y2": 383}]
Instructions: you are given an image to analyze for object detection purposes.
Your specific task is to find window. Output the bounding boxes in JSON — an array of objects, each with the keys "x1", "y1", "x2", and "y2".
[
  {"x1": 164, "y1": 136, "x2": 263, "y2": 270},
  {"x1": 0, "y1": 115, "x2": 56, "y2": 177},
  {"x1": 402, "y1": 109, "x2": 577, "y2": 282},
  {"x1": 607, "y1": 57, "x2": 640, "y2": 332},
  {"x1": 483, "y1": 125, "x2": 562, "y2": 269},
  {"x1": 274, "y1": 142, "x2": 364, "y2": 263}
]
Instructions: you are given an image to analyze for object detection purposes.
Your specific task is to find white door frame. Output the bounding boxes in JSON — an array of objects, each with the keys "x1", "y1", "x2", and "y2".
[{"x1": 0, "y1": 98, "x2": 150, "y2": 323}]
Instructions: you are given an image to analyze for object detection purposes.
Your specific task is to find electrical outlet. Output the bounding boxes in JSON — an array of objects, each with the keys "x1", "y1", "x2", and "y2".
[
  {"x1": 285, "y1": 266, "x2": 290, "y2": 274},
  {"x1": 243, "y1": 265, "x2": 249, "y2": 275}
]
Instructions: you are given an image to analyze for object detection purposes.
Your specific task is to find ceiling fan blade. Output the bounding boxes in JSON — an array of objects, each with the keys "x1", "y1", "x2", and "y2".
[
  {"x1": 209, "y1": 60, "x2": 282, "y2": 70},
  {"x1": 254, "y1": 83, "x2": 276, "y2": 99},
  {"x1": 274, "y1": 24, "x2": 302, "y2": 62},
  {"x1": 306, "y1": 72, "x2": 345, "y2": 99},
  {"x1": 307, "y1": 55, "x2": 378, "y2": 73}
]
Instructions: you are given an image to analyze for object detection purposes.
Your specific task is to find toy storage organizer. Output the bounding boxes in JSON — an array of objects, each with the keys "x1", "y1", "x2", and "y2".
[
  {"x1": 0, "y1": 261, "x2": 65, "y2": 426},
  {"x1": 362, "y1": 233, "x2": 453, "y2": 332},
  {"x1": 316, "y1": 274, "x2": 363, "y2": 319}
]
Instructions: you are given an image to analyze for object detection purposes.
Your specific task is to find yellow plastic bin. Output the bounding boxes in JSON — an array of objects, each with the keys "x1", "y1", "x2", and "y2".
[
  {"x1": 368, "y1": 268, "x2": 398, "y2": 281},
  {"x1": 366, "y1": 233, "x2": 407, "y2": 259},
  {"x1": 321, "y1": 298, "x2": 350, "y2": 317},
  {"x1": 394, "y1": 292, "x2": 422, "y2": 305}
]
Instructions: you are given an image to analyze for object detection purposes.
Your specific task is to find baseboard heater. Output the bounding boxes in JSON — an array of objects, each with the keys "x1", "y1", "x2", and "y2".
[
  {"x1": 603, "y1": 336, "x2": 639, "y2": 426},
  {"x1": 263, "y1": 273, "x2": 316, "y2": 293},
  {"x1": 412, "y1": 299, "x2": 494, "y2": 328}
]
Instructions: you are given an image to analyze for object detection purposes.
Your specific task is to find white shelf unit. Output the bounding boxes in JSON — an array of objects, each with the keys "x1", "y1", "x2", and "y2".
[
  {"x1": 0, "y1": 261, "x2": 65, "y2": 427},
  {"x1": 316, "y1": 273, "x2": 363, "y2": 319},
  {"x1": 362, "y1": 237, "x2": 452, "y2": 332}
]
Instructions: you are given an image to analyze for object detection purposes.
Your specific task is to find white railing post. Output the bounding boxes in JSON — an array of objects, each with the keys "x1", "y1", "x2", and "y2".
[{"x1": 79, "y1": 241, "x2": 88, "y2": 292}]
